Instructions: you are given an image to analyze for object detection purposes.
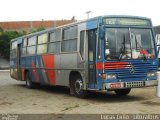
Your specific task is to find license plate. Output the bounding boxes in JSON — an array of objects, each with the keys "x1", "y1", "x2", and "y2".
[{"x1": 110, "y1": 83, "x2": 121, "y2": 89}]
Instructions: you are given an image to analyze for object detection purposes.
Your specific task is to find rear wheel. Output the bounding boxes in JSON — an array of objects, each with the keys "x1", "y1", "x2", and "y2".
[
  {"x1": 70, "y1": 75, "x2": 88, "y2": 98},
  {"x1": 25, "y1": 72, "x2": 37, "y2": 89},
  {"x1": 114, "y1": 88, "x2": 131, "y2": 96}
]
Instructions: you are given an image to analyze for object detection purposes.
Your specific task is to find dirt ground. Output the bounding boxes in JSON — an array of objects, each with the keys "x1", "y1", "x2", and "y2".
[{"x1": 0, "y1": 71, "x2": 160, "y2": 114}]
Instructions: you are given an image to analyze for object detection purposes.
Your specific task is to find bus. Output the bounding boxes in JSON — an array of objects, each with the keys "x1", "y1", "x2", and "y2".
[
  {"x1": 156, "y1": 34, "x2": 160, "y2": 69},
  {"x1": 10, "y1": 15, "x2": 158, "y2": 98}
]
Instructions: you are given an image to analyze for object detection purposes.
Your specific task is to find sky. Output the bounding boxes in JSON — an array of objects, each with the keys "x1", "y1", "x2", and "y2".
[{"x1": 0, "y1": 0, "x2": 160, "y2": 26}]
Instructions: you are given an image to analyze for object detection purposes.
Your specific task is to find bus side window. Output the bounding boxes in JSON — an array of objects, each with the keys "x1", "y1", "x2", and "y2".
[
  {"x1": 37, "y1": 33, "x2": 48, "y2": 54},
  {"x1": 26, "y1": 36, "x2": 37, "y2": 55},
  {"x1": 11, "y1": 41, "x2": 17, "y2": 58},
  {"x1": 62, "y1": 26, "x2": 77, "y2": 52},
  {"x1": 48, "y1": 30, "x2": 61, "y2": 53}
]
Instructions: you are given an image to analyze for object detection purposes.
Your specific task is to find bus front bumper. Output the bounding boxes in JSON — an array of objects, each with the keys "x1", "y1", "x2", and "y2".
[{"x1": 103, "y1": 80, "x2": 158, "y2": 90}]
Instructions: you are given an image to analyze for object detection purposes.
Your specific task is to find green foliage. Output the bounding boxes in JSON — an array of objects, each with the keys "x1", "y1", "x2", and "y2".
[
  {"x1": 0, "y1": 29, "x2": 25, "y2": 59},
  {"x1": 0, "y1": 27, "x2": 45, "y2": 60},
  {"x1": 30, "y1": 27, "x2": 45, "y2": 33}
]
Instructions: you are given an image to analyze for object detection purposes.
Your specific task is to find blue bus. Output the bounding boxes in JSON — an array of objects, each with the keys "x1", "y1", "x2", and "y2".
[{"x1": 10, "y1": 15, "x2": 158, "y2": 98}]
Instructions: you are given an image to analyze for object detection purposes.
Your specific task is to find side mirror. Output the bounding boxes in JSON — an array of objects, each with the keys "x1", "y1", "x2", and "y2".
[{"x1": 156, "y1": 34, "x2": 160, "y2": 45}]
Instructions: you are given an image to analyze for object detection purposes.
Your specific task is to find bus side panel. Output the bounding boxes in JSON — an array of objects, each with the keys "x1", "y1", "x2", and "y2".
[
  {"x1": 21, "y1": 56, "x2": 26, "y2": 81},
  {"x1": 26, "y1": 56, "x2": 39, "y2": 83},
  {"x1": 10, "y1": 58, "x2": 18, "y2": 80},
  {"x1": 42, "y1": 54, "x2": 56, "y2": 85},
  {"x1": 56, "y1": 53, "x2": 78, "y2": 86},
  {"x1": 86, "y1": 19, "x2": 98, "y2": 30},
  {"x1": 36, "y1": 55, "x2": 48, "y2": 85},
  {"x1": 54, "y1": 54, "x2": 61, "y2": 85}
]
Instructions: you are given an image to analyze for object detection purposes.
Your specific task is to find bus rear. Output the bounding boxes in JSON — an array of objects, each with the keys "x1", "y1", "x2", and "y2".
[{"x1": 95, "y1": 16, "x2": 158, "y2": 95}]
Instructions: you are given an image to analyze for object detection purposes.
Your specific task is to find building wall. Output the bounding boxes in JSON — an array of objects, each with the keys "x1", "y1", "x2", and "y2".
[{"x1": 0, "y1": 20, "x2": 76, "y2": 32}]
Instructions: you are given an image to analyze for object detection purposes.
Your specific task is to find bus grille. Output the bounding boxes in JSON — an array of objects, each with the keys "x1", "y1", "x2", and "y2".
[
  {"x1": 125, "y1": 81, "x2": 145, "y2": 88},
  {"x1": 104, "y1": 61, "x2": 157, "y2": 79}
]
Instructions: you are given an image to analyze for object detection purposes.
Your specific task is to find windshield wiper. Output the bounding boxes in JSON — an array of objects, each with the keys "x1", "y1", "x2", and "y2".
[{"x1": 118, "y1": 35, "x2": 126, "y2": 61}]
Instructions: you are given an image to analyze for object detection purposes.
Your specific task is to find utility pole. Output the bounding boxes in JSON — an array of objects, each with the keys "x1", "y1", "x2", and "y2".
[{"x1": 86, "y1": 11, "x2": 92, "y2": 19}]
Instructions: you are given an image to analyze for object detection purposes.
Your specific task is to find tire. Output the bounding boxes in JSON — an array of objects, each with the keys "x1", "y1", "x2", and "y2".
[
  {"x1": 25, "y1": 72, "x2": 36, "y2": 89},
  {"x1": 114, "y1": 88, "x2": 131, "y2": 96},
  {"x1": 70, "y1": 75, "x2": 88, "y2": 98}
]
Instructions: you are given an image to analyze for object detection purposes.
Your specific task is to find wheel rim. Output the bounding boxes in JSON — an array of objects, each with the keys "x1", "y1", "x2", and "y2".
[{"x1": 75, "y1": 79, "x2": 83, "y2": 94}]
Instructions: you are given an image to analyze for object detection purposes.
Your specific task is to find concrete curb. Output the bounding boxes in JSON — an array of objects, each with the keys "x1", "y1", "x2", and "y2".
[{"x1": 0, "y1": 69, "x2": 10, "y2": 72}]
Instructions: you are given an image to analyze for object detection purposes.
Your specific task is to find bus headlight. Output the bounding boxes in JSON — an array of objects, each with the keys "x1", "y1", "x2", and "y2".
[
  {"x1": 101, "y1": 73, "x2": 117, "y2": 80},
  {"x1": 147, "y1": 72, "x2": 157, "y2": 77},
  {"x1": 107, "y1": 74, "x2": 117, "y2": 79}
]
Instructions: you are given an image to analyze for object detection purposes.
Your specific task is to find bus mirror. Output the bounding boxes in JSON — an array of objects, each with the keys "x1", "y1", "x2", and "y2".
[{"x1": 156, "y1": 34, "x2": 160, "y2": 45}]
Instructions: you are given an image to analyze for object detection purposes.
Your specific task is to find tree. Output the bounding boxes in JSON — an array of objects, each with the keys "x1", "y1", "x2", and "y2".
[
  {"x1": 0, "y1": 29, "x2": 25, "y2": 59},
  {"x1": 0, "y1": 27, "x2": 45, "y2": 60},
  {"x1": 30, "y1": 27, "x2": 45, "y2": 33}
]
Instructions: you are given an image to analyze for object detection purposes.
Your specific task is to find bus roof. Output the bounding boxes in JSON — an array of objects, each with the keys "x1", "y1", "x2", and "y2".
[
  {"x1": 102, "y1": 15, "x2": 151, "y2": 20},
  {"x1": 11, "y1": 15, "x2": 152, "y2": 42}
]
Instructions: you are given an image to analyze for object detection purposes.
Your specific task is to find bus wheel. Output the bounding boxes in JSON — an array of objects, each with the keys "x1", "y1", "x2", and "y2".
[
  {"x1": 114, "y1": 88, "x2": 131, "y2": 96},
  {"x1": 25, "y1": 72, "x2": 36, "y2": 89},
  {"x1": 71, "y1": 75, "x2": 88, "y2": 98}
]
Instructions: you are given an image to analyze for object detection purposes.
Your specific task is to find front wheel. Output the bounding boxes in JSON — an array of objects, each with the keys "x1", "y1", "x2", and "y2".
[
  {"x1": 71, "y1": 75, "x2": 88, "y2": 98},
  {"x1": 114, "y1": 88, "x2": 131, "y2": 96}
]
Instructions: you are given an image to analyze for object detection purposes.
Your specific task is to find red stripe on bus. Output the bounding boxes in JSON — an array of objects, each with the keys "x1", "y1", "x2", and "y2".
[
  {"x1": 32, "y1": 60, "x2": 39, "y2": 82},
  {"x1": 42, "y1": 55, "x2": 56, "y2": 85},
  {"x1": 96, "y1": 62, "x2": 104, "y2": 70},
  {"x1": 96, "y1": 62, "x2": 129, "y2": 70},
  {"x1": 105, "y1": 62, "x2": 129, "y2": 70}
]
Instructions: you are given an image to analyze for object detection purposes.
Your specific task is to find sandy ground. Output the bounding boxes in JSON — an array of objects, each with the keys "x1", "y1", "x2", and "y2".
[{"x1": 0, "y1": 71, "x2": 160, "y2": 115}]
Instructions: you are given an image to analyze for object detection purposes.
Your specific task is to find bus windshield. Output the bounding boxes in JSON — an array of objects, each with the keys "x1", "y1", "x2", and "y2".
[{"x1": 105, "y1": 28, "x2": 155, "y2": 60}]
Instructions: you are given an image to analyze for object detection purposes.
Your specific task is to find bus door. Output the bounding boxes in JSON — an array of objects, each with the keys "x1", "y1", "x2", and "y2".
[
  {"x1": 17, "y1": 43, "x2": 22, "y2": 80},
  {"x1": 88, "y1": 29, "x2": 97, "y2": 87}
]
